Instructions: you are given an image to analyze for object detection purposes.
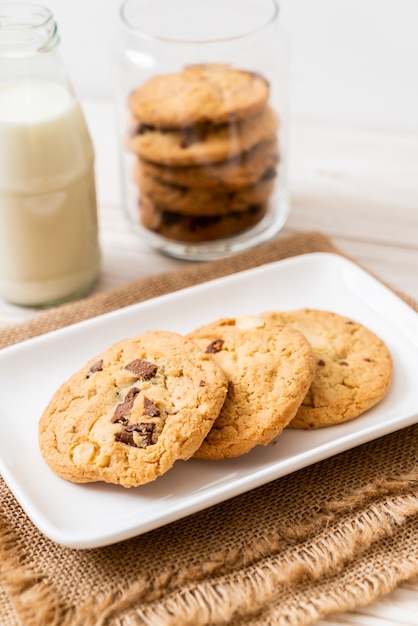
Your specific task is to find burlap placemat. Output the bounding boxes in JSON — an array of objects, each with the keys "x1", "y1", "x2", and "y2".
[{"x1": 1, "y1": 231, "x2": 417, "y2": 626}]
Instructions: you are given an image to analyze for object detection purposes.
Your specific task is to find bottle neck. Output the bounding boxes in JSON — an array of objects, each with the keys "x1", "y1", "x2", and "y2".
[{"x1": 0, "y1": 2, "x2": 59, "y2": 58}]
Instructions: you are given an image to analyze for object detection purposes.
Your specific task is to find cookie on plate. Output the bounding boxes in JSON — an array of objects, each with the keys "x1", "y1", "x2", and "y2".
[
  {"x1": 128, "y1": 63, "x2": 270, "y2": 128},
  {"x1": 261, "y1": 309, "x2": 393, "y2": 428},
  {"x1": 39, "y1": 331, "x2": 228, "y2": 487},
  {"x1": 187, "y1": 315, "x2": 316, "y2": 460}
]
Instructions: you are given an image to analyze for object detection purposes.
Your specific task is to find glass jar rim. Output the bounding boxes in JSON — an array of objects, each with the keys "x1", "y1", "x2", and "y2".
[
  {"x1": 0, "y1": 2, "x2": 53, "y2": 30},
  {"x1": 0, "y1": 2, "x2": 59, "y2": 54},
  {"x1": 120, "y1": 0, "x2": 279, "y2": 45}
]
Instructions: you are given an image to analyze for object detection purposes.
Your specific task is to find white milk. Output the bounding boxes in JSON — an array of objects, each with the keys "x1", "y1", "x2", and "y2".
[{"x1": 0, "y1": 80, "x2": 100, "y2": 306}]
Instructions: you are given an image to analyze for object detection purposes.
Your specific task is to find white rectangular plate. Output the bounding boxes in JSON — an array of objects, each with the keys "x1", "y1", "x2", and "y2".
[{"x1": 1, "y1": 252, "x2": 418, "y2": 549}]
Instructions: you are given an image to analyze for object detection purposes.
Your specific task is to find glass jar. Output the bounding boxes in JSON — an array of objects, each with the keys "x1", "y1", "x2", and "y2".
[
  {"x1": 0, "y1": 3, "x2": 101, "y2": 307},
  {"x1": 115, "y1": 0, "x2": 288, "y2": 261}
]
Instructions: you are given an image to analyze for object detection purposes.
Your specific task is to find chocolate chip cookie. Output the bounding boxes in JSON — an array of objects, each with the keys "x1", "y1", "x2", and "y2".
[
  {"x1": 261, "y1": 309, "x2": 393, "y2": 428},
  {"x1": 135, "y1": 168, "x2": 275, "y2": 216},
  {"x1": 128, "y1": 63, "x2": 270, "y2": 128},
  {"x1": 128, "y1": 105, "x2": 279, "y2": 167},
  {"x1": 139, "y1": 202, "x2": 268, "y2": 243},
  {"x1": 137, "y1": 139, "x2": 279, "y2": 191},
  {"x1": 39, "y1": 331, "x2": 228, "y2": 487},
  {"x1": 188, "y1": 315, "x2": 316, "y2": 460}
]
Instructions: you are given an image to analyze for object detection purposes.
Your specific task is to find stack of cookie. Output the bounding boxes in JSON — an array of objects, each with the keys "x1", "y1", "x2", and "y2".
[
  {"x1": 127, "y1": 63, "x2": 280, "y2": 243},
  {"x1": 39, "y1": 310, "x2": 393, "y2": 487}
]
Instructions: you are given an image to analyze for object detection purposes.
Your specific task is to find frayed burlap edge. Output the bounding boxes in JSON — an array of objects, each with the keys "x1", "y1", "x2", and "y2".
[
  {"x1": 0, "y1": 522, "x2": 66, "y2": 626},
  {"x1": 64, "y1": 492, "x2": 418, "y2": 626},
  {"x1": 122, "y1": 519, "x2": 418, "y2": 626},
  {"x1": 1, "y1": 460, "x2": 418, "y2": 625}
]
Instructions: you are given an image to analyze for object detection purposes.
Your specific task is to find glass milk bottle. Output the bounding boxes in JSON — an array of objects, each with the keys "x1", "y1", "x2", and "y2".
[{"x1": 0, "y1": 3, "x2": 101, "y2": 306}]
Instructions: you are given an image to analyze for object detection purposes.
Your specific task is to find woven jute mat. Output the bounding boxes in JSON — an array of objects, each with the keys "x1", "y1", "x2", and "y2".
[{"x1": 1, "y1": 231, "x2": 418, "y2": 626}]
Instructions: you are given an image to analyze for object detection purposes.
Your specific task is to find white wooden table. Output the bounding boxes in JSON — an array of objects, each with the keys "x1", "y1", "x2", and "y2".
[{"x1": 1, "y1": 99, "x2": 417, "y2": 624}]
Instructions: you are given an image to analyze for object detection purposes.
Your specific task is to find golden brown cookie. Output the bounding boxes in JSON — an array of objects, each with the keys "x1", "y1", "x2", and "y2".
[
  {"x1": 135, "y1": 167, "x2": 275, "y2": 216},
  {"x1": 188, "y1": 315, "x2": 316, "y2": 460},
  {"x1": 261, "y1": 309, "x2": 393, "y2": 428},
  {"x1": 128, "y1": 63, "x2": 270, "y2": 128},
  {"x1": 139, "y1": 202, "x2": 268, "y2": 243},
  {"x1": 39, "y1": 331, "x2": 228, "y2": 487},
  {"x1": 128, "y1": 106, "x2": 279, "y2": 167},
  {"x1": 137, "y1": 139, "x2": 279, "y2": 191}
]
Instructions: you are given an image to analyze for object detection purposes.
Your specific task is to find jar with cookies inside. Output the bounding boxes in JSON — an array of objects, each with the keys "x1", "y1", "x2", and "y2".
[{"x1": 115, "y1": 0, "x2": 288, "y2": 260}]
